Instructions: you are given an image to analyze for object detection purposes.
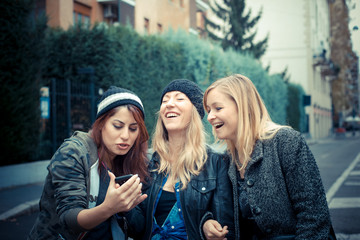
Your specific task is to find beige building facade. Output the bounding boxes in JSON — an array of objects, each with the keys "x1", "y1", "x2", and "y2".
[
  {"x1": 36, "y1": 0, "x2": 209, "y2": 36},
  {"x1": 245, "y1": 0, "x2": 334, "y2": 139}
]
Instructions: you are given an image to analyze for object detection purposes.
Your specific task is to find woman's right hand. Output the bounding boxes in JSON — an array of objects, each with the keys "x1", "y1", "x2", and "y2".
[
  {"x1": 203, "y1": 219, "x2": 228, "y2": 240},
  {"x1": 104, "y1": 171, "x2": 147, "y2": 214}
]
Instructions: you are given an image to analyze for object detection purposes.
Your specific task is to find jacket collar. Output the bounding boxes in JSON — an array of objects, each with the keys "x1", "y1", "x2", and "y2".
[
  {"x1": 72, "y1": 131, "x2": 98, "y2": 165},
  {"x1": 228, "y1": 139, "x2": 264, "y2": 180},
  {"x1": 249, "y1": 139, "x2": 264, "y2": 164}
]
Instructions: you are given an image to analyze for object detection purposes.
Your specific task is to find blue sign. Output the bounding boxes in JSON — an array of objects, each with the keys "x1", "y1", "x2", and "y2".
[{"x1": 40, "y1": 97, "x2": 50, "y2": 119}]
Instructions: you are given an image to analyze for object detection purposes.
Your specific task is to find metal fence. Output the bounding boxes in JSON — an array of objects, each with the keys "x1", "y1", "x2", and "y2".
[{"x1": 40, "y1": 78, "x2": 101, "y2": 159}]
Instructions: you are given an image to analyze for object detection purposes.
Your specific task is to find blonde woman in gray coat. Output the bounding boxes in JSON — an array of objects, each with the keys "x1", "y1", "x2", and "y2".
[{"x1": 203, "y1": 74, "x2": 335, "y2": 240}]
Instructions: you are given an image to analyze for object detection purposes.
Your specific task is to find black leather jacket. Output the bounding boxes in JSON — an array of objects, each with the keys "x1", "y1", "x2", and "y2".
[{"x1": 126, "y1": 148, "x2": 235, "y2": 240}]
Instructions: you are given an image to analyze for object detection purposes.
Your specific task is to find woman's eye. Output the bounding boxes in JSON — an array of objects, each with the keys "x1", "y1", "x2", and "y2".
[
  {"x1": 113, "y1": 125, "x2": 122, "y2": 129},
  {"x1": 129, "y1": 128, "x2": 138, "y2": 132},
  {"x1": 216, "y1": 107, "x2": 222, "y2": 111}
]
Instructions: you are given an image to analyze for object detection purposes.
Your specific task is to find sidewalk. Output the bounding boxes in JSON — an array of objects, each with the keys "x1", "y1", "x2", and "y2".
[
  {"x1": 305, "y1": 130, "x2": 360, "y2": 145},
  {"x1": 0, "y1": 160, "x2": 48, "y2": 221},
  {"x1": 0, "y1": 131, "x2": 359, "y2": 221},
  {"x1": 0, "y1": 182, "x2": 44, "y2": 221}
]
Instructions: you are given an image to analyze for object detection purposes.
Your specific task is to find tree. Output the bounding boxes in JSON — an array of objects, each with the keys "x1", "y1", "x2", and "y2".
[
  {"x1": 205, "y1": 0, "x2": 268, "y2": 59},
  {"x1": 279, "y1": 66, "x2": 291, "y2": 84},
  {"x1": 0, "y1": 0, "x2": 47, "y2": 165}
]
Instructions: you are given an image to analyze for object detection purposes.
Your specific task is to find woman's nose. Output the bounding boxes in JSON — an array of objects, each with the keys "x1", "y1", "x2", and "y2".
[
  {"x1": 166, "y1": 98, "x2": 175, "y2": 107},
  {"x1": 207, "y1": 111, "x2": 215, "y2": 122},
  {"x1": 120, "y1": 129, "x2": 129, "y2": 140}
]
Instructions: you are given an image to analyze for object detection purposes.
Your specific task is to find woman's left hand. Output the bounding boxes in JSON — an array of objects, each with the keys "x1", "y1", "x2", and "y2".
[
  {"x1": 203, "y1": 219, "x2": 228, "y2": 240},
  {"x1": 104, "y1": 171, "x2": 147, "y2": 213},
  {"x1": 76, "y1": 171, "x2": 147, "y2": 230}
]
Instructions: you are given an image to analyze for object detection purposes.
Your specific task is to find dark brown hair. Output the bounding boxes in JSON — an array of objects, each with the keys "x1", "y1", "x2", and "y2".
[{"x1": 91, "y1": 105, "x2": 149, "y2": 182}]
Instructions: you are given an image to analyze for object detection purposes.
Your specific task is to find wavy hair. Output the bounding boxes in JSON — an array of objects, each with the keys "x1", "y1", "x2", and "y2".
[
  {"x1": 91, "y1": 105, "x2": 149, "y2": 182},
  {"x1": 151, "y1": 106, "x2": 207, "y2": 188},
  {"x1": 204, "y1": 74, "x2": 284, "y2": 170}
]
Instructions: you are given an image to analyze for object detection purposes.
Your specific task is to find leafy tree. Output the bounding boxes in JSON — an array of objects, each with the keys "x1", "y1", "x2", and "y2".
[
  {"x1": 205, "y1": 0, "x2": 268, "y2": 59},
  {"x1": 42, "y1": 25, "x2": 188, "y2": 149},
  {"x1": 0, "y1": 0, "x2": 47, "y2": 165},
  {"x1": 43, "y1": 23, "x2": 116, "y2": 86},
  {"x1": 279, "y1": 66, "x2": 291, "y2": 83}
]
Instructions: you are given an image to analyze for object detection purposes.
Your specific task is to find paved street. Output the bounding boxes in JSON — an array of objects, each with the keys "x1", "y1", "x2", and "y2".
[
  {"x1": 0, "y1": 133, "x2": 360, "y2": 239},
  {"x1": 0, "y1": 211, "x2": 39, "y2": 240},
  {"x1": 309, "y1": 134, "x2": 360, "y2": 239}
]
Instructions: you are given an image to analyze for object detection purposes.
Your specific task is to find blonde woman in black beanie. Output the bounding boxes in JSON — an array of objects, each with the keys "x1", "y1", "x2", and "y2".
[
  {"x1": 126, "y1": 79, "x2": 234, "y2": 240},
  {"x1": 28, "y1": 86, "x2": 149, "y2": 240}
]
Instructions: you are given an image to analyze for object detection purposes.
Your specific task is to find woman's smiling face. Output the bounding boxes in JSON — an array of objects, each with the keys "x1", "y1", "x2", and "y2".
[
  {"x1": 205, "y1": 88, "x2": 239, "y2": 142},
  {"x1": 160, "y1": 91, "x2": 193, "y2": 134}
]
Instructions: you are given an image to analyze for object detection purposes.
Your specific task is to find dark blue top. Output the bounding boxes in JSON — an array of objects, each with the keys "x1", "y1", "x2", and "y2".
[{"x1": 155, "y1": 190, "x2": 176, "y2": 226}]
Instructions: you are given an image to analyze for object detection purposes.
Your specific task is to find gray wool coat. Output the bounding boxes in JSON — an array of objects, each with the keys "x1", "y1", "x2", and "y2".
[{"x1": 228, "y1": 127, "x2": 332, "y2": 240}]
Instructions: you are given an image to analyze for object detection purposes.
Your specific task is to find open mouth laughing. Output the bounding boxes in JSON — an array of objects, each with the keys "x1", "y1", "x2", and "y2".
[
  {"x1": 166, "y1": 112, "x2": 179, "y2": 118},
  {"x1": 213, "y1": 122, "x2": 224, "y2": 129}
]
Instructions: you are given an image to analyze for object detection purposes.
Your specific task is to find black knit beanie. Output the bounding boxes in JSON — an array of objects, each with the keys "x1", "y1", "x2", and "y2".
[
  {"x1": 160, "y1": 79, "x2": 205, "y2": 119},
  {"x1": 96, "y1": 86, "x2": 145, "y2": 119}
]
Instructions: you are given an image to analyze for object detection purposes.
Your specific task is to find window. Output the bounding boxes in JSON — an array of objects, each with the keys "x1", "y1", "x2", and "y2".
[
  {"x1": 83, "y1": 16, "x2": 90, "y2": 28},
  {"x1": 196, "y1": 10, "x2": 205, "y2": 29},
  {"x1": 144, "y1": 18, "x2": 149, "y2": 34},
  {"x1": 73, "y1": 2, "x2": 91, "y2": 27},
  {"x1": 74, "y1": 11, "x2": 91, "y2": 27},
  {"x1": 157, "y1": 23, "x2": 163, "y2": 33},
  {"x1": 78, "y1": 13, "x2": 83, "y2": 24}
]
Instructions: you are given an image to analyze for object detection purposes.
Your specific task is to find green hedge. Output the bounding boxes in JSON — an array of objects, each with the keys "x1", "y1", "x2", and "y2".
[
  {"x1": 0, "y1": 0, "x2": 47, "y2": 165},
  {"x1": 286, "y1": 83, "x2": 306, "y2": 132},
  {"x1": 2, "y1": 16, "x2": 304, "y2": 164},
  {"x1": 161, "y1": 29, "x2": 288, "y2": 130}
]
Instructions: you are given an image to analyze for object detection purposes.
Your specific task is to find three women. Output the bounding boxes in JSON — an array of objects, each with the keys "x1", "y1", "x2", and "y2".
[{"x1": 29, "y1": 75, "x2": 334, "y2": 240}]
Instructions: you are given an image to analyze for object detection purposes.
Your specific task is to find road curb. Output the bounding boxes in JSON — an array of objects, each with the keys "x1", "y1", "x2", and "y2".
[
  {"x1": 336, "y1": 233, "x2": 360, "y2": 240},
  {"x1": 0, "y1": 199, "x2": 39, "y2": 221}
]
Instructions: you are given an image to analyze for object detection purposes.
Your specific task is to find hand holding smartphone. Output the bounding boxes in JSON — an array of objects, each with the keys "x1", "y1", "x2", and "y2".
[{"x1": 115, "y1": 174, "x2": 133, "y2": 185}]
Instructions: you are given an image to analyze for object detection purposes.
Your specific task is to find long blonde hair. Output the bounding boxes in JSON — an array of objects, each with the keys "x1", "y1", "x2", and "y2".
[
  {"x1": 152, "y1": 106, "x2": 208, "y2": 188},
  {"x1": 203, "y1": 74, "x2": 284, "y2": 170}
]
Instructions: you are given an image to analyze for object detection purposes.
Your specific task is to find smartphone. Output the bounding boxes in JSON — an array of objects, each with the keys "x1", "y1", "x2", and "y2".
[{"x1": 115, "y1": 174, "x2": 133, "y2": 185}]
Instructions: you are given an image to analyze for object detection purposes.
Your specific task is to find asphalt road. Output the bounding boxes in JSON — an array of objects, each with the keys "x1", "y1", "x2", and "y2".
[
  {"x1": 0, "y1": 211, "x2": 39, "y2": 240},
  {"x1": 310, "y1": 135, "x2": 360, "y2": 238}
]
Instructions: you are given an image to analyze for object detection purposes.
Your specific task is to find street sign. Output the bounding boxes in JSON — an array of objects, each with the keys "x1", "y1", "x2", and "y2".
[{"x1": 40, "y1": 87, "x2": 50, "y2": 119}]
